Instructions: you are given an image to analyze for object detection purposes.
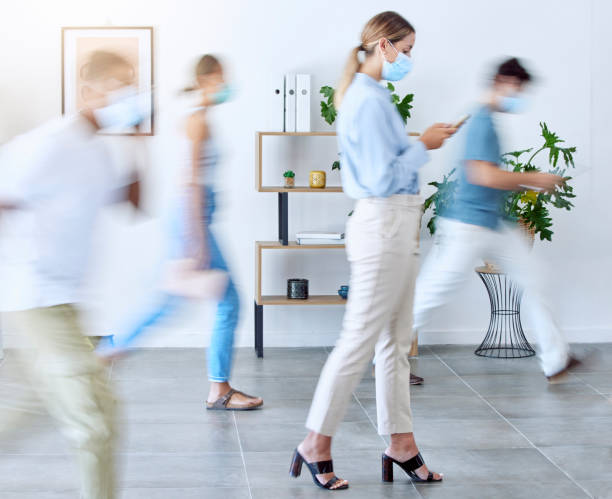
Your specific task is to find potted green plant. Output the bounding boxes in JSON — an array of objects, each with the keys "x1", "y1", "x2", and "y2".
[
  {"x1": 283, "y1": 170, "x2": 295, "y2": 188},
  {"x1": 320, "y1": 83, "x2": 414, "y2": 171},
  {"x1": 423, "y1": 122, "x2": 577, "y2": 242}
]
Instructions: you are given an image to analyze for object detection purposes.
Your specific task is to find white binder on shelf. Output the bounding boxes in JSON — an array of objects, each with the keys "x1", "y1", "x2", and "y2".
[
  {"x1": 268, "y1": 75, "x2": 285, "y2": 132},
  {"x1": 296, "y1": 74, "x2": 311, "y2": 132},
  {"x1": 284, "y1": 73, "x2": 297, "y2": 132}
]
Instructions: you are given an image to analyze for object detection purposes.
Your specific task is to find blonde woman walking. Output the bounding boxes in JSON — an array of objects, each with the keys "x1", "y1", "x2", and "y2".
[{"x1": 291, "y1": 11, "x2": 455, "y2": 491}]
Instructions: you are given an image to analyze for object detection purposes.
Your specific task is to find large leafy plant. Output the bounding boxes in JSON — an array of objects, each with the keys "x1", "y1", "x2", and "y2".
[
  {"x1": 501, "y1": 123, "x2": 576, "y2": 241},
  {"x1": 422, "y1": 168, "x2": 457, "y2": 235},
  {"x1": 386, "y1": 82, "x2": 414, "y2": 124},
  {"x1": 319, "y1": 83, "x2": 414, "y2": 126},
  {"x1": 423, "y1": 122, "x2": 577, "y2": 241},
  {"x1": 321, "y1": 83, "x2": 414, "y2": 173}
]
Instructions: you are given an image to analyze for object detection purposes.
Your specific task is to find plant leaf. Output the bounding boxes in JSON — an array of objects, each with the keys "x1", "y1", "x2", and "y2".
[
  {"x1": 320, "y1": 101, "x2": 337, "y2": 125},
  {"x1": 319, "y1": 86, "x2": 337, "y2": 125}
]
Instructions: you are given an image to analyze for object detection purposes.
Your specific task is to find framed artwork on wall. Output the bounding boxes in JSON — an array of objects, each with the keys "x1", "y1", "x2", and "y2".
[{"x1": 61, "y1": 26, "x2": 154, "y2": 135}]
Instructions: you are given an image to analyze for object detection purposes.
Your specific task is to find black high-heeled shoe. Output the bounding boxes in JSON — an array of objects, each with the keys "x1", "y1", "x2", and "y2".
[
  {"x1": 382, "y1": 452, "x2": 443, "y2": 483},
  {"x1": 289, "y1": 448, "x2": 349, "y2": 490}
]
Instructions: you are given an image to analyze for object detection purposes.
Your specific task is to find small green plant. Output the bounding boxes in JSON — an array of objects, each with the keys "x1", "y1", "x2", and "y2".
[
  {"x1": 331, "y1": 159, "x2": 340, "y2": 171},
  {"x1": 283, "y1": 170, "x2": 295, "y2": 178},
  {"x1": 423, "y1": 122, "x2": 577, "y2": 241}
]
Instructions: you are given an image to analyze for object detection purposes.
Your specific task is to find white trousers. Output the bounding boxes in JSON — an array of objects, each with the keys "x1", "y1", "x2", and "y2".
[
  {"x1": 306, "y1": 195, "x2": 421, "y2": 436},
  {"x1": 414, "y1": 217, "x2": 569, "y2": 376}
]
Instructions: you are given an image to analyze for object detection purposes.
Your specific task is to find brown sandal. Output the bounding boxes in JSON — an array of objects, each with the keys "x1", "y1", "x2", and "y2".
[{"x1": 206, "y1": 388, "x2": 263, "y2": 411}]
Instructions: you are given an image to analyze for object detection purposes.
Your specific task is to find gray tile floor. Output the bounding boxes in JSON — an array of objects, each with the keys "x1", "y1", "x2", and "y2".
[{"x1": 1, "y1": 344, "x2": 611, "y2": 499}]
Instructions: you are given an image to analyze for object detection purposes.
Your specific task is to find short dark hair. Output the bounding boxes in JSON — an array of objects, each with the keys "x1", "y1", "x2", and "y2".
[{"x1": 495, "y1": 57, "x2": 532, "y2": 83}]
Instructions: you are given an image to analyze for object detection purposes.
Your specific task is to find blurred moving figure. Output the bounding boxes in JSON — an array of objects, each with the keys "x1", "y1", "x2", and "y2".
[
  {"x1": 414, "y1": 58, "x2": 578, "y2": 382},
  {"x1": 179, "y1": 55, "x2": 262, "y2": 411},
  {"x1": 293, "y1": 11, "x2": 454, "y2": 491},
  {"x1": 102, "y1": 55, "x2": 263, "y2": 411},
  {"x1": 0, "y1": 51, "x2": 147, "y2": 499}
]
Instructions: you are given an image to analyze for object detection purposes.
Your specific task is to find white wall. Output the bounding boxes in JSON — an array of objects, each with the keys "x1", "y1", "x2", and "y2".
[{"x1": 0, "y1": 0, "x2": 610, "y2": 348}]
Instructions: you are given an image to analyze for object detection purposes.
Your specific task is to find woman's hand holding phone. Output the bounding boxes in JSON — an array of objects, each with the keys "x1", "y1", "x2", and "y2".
[{"x1": 419, "y1": 123, "x2": 457, "y2": 150}]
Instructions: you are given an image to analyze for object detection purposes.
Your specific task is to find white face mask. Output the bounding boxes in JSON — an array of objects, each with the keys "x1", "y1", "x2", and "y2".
[{"x1": 93, "y1": 86, "x2": 149, "y2": 130}]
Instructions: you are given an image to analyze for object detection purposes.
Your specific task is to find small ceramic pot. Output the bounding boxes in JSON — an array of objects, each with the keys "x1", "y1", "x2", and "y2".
[
  {"x1": 338, "y1": 285, "x2": 349, "y2": 300},
  {"x1": 309, "y1": 170, "x2": 326, "y2": 189},
  {"x1": 287, "y1": 279, "x2": 309, "y2": 299},
  {"x1": 284, "y1": 176, "x2": 295, "y2": 188}
]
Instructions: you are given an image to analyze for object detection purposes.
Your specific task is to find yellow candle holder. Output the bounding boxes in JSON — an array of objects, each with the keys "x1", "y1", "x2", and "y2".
[{"x1": 309, "y1": 170, "x2": 326, "y2": 189}]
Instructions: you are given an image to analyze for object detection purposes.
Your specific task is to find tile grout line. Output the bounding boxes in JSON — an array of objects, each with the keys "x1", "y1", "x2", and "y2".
[
  {"x1": 352, "y1": 392, "x2": 386, "y2": 447},
  {"x1": 431, "y1": 351, "x2": 594, "y2": 499},
  {"x1": 570, "y1": 372, "x2": 611, "y2": 401},
  {"x1": 232, "y1": 412, "x2": 254, "y2": 499},
  {"x1": 327, "y1": 345, "x2": 423, "y2": 496},
  {"x1": 351, "y1": 387, "x2": 423, "y2": 497}
]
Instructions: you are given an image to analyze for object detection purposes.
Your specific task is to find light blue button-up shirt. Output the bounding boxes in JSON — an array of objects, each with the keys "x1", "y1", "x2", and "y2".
[{"x1": 337, "y1": 73, "x2": 429, "y2": 199}]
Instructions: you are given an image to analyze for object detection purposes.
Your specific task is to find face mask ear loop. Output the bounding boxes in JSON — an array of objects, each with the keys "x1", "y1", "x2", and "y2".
[{"x1": 387, "y1": 40, "x2": 400, "y2": 60}]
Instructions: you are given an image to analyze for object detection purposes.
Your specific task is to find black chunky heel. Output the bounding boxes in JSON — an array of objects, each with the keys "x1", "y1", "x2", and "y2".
[
  {"x1": 381, "y1": 452, "x2": 442, "y2": 483},
  {"x1": 289, "y1": 449, "x2": 303, "y2": 478},
  {"x1": 382, "y1": 454, "x2": 394, "y2": 482},
  {"x1": 289, "y1": 448, "x2": 349, "y2": 490}
]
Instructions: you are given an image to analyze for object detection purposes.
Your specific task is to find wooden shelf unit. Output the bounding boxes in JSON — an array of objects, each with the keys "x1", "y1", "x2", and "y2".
[
  {"x1": 254, "y1": 131, "x2": 349, "y2": 357},
  {"x1": 255, "y1": 131, "x2": 419, "y2": 193},
  {"x1": 253, "y1": 131, "x2": 419, "y2": 358},
  {"x1": 255, "y1": 240, "x2": 346, "y2": 303}
]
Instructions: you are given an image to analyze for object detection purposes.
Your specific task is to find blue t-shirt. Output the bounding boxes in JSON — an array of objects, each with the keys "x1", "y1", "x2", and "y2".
[{"x1": 444, "y1": 105, "x2": 504, "y2": 229}]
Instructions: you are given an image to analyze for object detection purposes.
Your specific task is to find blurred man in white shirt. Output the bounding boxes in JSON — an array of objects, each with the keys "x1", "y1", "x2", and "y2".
[{"x1": 0, "y1": 51, "x2": 147, "y2": 499}]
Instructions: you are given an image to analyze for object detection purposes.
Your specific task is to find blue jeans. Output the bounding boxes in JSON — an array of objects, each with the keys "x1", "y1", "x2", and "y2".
[
  {"x1": 115, "y1": 187, "x2": 240, "y2": 383},
  {"x1": 204, "y1": 189, "x2": 240, "y2": 382}
]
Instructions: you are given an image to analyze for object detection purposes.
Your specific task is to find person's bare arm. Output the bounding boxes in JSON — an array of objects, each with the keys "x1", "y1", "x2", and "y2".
[
  {"x1": 124, "y1": 136, "x2": 147, "y2": 209},
  {"x1": 466, "y1": 160, "x2": 564, "y2": 192},
  {"x1": 186, "y1": 112, "x2": 209, "y2": 268},
  {"x1": 126, "y1": 180, "x2": 140, "y2": 209}
]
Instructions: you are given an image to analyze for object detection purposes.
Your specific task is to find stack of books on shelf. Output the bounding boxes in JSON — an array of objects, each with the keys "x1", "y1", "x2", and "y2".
[{"x1": 295, "y1": 231, "x2": 345, "y2": 245}]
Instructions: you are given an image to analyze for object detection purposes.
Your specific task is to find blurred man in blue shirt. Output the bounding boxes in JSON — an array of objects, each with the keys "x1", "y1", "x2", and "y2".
[{"x1": 414, "y1": 58, "x2": 580, "y2": 382}]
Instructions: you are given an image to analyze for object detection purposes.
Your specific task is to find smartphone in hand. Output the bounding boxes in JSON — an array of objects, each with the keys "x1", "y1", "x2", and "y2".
[{"x1": 453, "y1": 114, "x2": 470, "y2": 129}]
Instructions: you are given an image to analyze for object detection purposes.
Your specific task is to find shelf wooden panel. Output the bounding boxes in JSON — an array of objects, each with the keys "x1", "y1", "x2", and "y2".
[
  {"x1": 257, "y1": 131, "x2": 337, "y2": 137},
  {"x1": 259, "y1": 295, "x2": 347, "y2": 306},
  {"x1": 259, "y1": 186, "x2": 343, "y2": 193},
  {"x1": 256, "y1": 131, "x2": 420, "y2": 137},
  {"x1": 257, "y1": 241, "x2": 345, "y2": 249}
]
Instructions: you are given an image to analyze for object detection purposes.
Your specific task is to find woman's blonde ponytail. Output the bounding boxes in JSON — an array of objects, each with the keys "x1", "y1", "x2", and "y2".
[{"x1": 334, "y1": 46, "x2": 362, "y2": 109}]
